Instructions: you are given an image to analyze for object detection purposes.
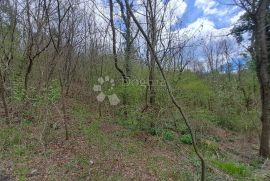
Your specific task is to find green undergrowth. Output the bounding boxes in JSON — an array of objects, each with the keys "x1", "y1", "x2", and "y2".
[
  {"x1": 0, "y1": 121, "x2": 36, "y2": 180},
  {"x1": 211, "y1": 159, "x2": 251, "y2": 178}
]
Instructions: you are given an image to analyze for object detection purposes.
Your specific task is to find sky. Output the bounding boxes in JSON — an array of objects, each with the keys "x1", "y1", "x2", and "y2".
[
  {"x1": 179, "y1": 0, "x2": 246, "y2": 57},
  {"x1": 182, "y1": 0, "x2": 240, "y2": 28},
  {"x1": 94, "y1": 0, "x2": 245, "y2": 38},
  {"x1": 170, "y1": 0, "x2": 245, "y2": 35},
  {"x1": 93, "y1": 0, "x2": 247, "y2": 68}
]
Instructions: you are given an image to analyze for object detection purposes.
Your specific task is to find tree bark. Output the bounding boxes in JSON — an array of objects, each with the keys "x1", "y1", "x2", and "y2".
[
  {"x1": 0, "y1": 71, "x2": 9, "y2": 123},
  {"x1": 60, "y1": 83, "x2": 69, "y2": 140},
  {"x1": 24, "y1": 57, "x2": 33, "y2": 91},
  {"x1": 255, "y1": 0, "x2": 270, "y2": 158},
  {"x1": 124, "y1": 3, "x2": 132, "y2": 79},
  {"x1": 147, "y1": 0, "x2": 157, "y2": 105}
]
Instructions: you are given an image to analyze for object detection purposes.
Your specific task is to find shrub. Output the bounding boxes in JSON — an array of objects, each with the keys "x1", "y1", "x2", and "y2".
[
  {"x1": 162, "y1": 130, "x2": 175, "y2": 141},
  {"x1": 180, "y1": 134, "x2": 192, "y2": 145},
  {"x1": 180, "y1": 126, "x2": 190, "y2": 135}
]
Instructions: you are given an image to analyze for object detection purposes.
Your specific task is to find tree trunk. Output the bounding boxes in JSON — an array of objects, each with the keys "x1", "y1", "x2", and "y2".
[
  {"x1": 0, "y1": 71, "x2": 9, "y2": 123},
  {"x1": 255, "y1": 0, "x2": 270, "y2": 158},
  {"x1": 61, "y1": 89, "x2": 69, "y2": 140},
  {"x1": 149, "y1": 59, "x2": 156, "y2": 105},
  {"x1": 109, "y1": 0, "x2": 128, "y2": 117},
  {"x1": 125, "y1": 6, "x2": 132, "y2": 79},
  {"x1": 24, "y1": 57, "x2": 33, "y2": 91},
  {"x1": 260, "y1": 87, "x2": 270, "y2": 157},
  {"x1": 148, "y1": 0, "x2": 157, "y2": 105},
  {"x1": 124, "y1": 4, "x2": 132, "y2": 117}
]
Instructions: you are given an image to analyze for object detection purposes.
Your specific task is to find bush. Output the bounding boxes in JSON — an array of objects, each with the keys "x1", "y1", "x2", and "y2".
[
  {"x1": 162, "y1": 130, "x2": 175, "y2": 141},
  {"x1": 180, "y1": 134, "x2": 192, "y2": 145},
  {"x1": 180, "y1": 126, "x2": 190, "y2": 135}
]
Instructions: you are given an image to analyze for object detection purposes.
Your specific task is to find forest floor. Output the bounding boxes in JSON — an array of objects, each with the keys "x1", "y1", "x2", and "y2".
[{"x1": 0, "y1": 88, "x2": 270, "y2": 181}]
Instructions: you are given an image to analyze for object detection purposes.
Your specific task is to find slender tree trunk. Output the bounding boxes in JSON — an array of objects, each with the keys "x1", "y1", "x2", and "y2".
[
  {"x1": 255, "y1": 0, "x2": 270, "y2": 158},
  {"x1": 61, "y1": 87, "x2": 69, "y2": 140},
  {"x1": 149, "y1": 55, "x2": 156, "y2": 105},
  {"x1": 24, "y1": 57, "x2": 33, "y2": 91},
  {"x1": 259, "y1": 86, "x2": 270, "y2": 157},
  {"x1": 0, "y1": 71, "x2": 9, "y2": 123},
  {"x1": 109, "y1": 0, "x2": 128, "y2": 118},
  {"x1": 148, "y1": 1, "x2": 157, "y2": 105},
  {"x1": 125, "y1": 7, "x2": 132, "y2": 79},
  {"x1": 123, "y1": 19, "x2": 131, "y2": 117}
]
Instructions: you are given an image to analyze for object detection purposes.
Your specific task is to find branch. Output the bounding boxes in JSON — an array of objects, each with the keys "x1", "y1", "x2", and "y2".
[{"x1": 109, "y1": 0, "x2": 127, "y2": 83}]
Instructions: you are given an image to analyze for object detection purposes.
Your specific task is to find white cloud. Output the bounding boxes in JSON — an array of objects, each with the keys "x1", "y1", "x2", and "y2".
[
  {"x1": 166, "y1": 0, "x2": 187, "y2": 26},
  {"x1": 179, "y1": 18, "x2": 231, "y2": 40},
  {"x1": 195, "y1": 0, "x2": 229, "y2": 16},
  {"x1": 186, "y1": 18, "x2": 215, "y2": 33},
  {"x1": 133, "y1": 0, "x2": 187, "y2": 28},
  {"x1": 230, "y1": 10, "x2": 245, "y2": 24},
  {"x1": 195, "y1": 0, "x2": 218, "y2": 15},
  {"x1": 175, "y1": 17, "x2": 245, "y2": 71}
]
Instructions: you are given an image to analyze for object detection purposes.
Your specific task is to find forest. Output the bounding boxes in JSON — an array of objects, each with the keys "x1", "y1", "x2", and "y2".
[{"x1": 0, "y1": 0, "x2": 269, "y2": 180}]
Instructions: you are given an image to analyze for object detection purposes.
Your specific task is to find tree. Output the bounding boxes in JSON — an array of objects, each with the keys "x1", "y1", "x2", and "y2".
[
  {"x1": 45, "y1": 0, "x2": 72, "y2": 140},
  {"x1": 202, "y1": 35, "x2": 225, "y2": 73},
  {"x1": 135, "y1": 0, "x2": 172, "y2": 106},
  {"x1": 23, "y1": 0, "x2": 52, "y2": 91},
  {"x1": 0, "y1": 0, "x2": 18, "y2": 122},
  {"x1": 116, "y1": 0, "x2": 138, "y2": 79},
  {"x1": 232, "y1": 0, "x2": 270, "y2": 158},
  {"x1": 109, "y1": 0, "x2": 128, "y2": 118},
  {"x1": 125, "y1": 2, "x2": 206, "y2": 180}
]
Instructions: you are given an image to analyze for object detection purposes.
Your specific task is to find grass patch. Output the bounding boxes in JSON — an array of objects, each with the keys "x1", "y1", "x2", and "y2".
[
  {"x1": 211, "y1": 159, "x2": 251, "y2": 177},
  {"x1": 71, "y1": 104, "x2": 91, "y2": 131},
  {"x1": 83, "y1": 120, "x2": 110, "y2": 154},
  {"x1": 0, "y1": 127, "x2": 22, "y2": 148},
  {"x1": 14, "y1": 165, "x2": 30, "y2": 181},
  {"x1": 0, "y1": 126, "x2": 32, "y2": 159},
  {"x1": 125, "y1": 142, "x2": 140, "y2": 155}
]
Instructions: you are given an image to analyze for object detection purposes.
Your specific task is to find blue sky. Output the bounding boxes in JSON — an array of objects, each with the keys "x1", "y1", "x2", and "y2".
[
  {"x1": 161, "y1": 0, "x2": 247, "y2": 69},
  {"x1": 178, "y1": 0, "x2": 243, "y2": 29},
  {"x1": 181, "y1": 0, "x2": 204, "y2": 27},
  {"x1": 96, "y1": 0, "x2": 245, "y2": 37},
  {"x1": 95, "y1": 0, "x2": 246, "y2": 63}
]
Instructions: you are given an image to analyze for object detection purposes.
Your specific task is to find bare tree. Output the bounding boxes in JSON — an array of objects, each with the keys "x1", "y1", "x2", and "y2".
[
  {"x1": 44, "y1": 0, "x2": 72, "y2": 140},
  {"x1": 125, "y1": 2, "x2": 206, "y2": 180},
  {"x1": 202, "y1": 35, "x2": 225, "y2": 73},
  {"x1": 0, "y1": 0, "x2": 18, "y2": 122},
  {"x1": 23, "y1": 0, "x2": 52, "y2": 91}
]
